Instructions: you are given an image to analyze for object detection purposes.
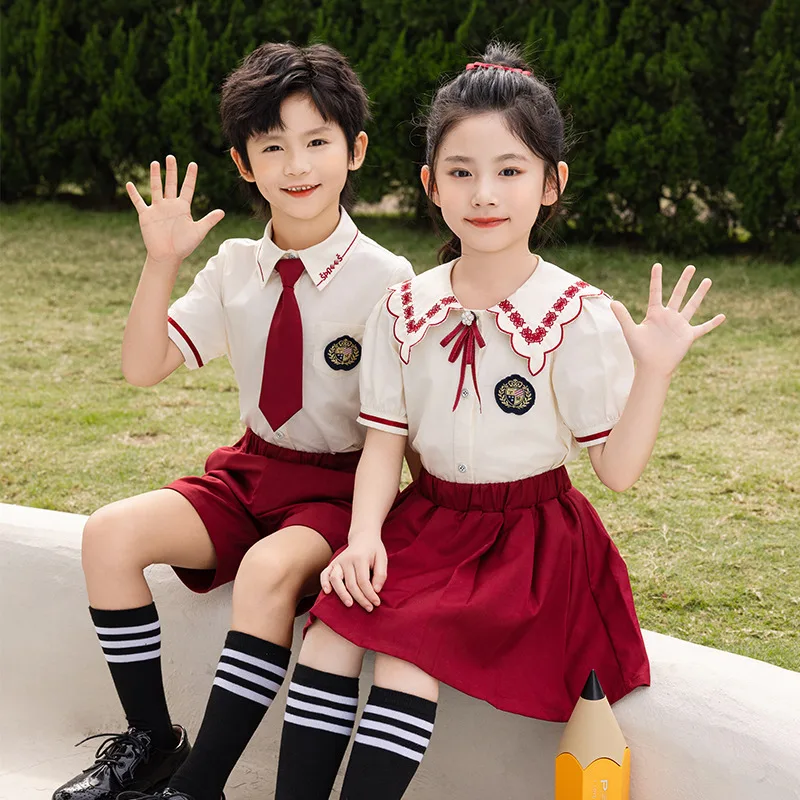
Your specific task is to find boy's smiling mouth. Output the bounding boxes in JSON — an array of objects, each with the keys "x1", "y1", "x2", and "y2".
[{"x1": 282, "y1": 184, "x2": 321, "y2": 197}]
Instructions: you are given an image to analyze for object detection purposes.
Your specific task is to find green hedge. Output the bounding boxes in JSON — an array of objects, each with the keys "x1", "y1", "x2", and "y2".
[{"x1": 1, "y1": 0, "x2": 797, "y2": 256}]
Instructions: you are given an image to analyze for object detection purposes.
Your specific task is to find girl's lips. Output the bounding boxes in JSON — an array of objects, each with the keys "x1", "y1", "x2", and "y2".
[
  {"x1": 281, "y1": 185, "x2": 320, "y2": 198},
  {"x1": 466, "y1": 217, "x2": 508, "y2": 228}
]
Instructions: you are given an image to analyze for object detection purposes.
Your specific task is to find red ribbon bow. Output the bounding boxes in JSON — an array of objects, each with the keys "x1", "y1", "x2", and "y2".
[{"x1": 440, "y1": 313, "x2": 486, "y2": 412}]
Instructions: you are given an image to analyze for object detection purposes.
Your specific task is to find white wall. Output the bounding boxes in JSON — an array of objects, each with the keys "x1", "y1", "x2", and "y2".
[{"x1": 1, "y1": 502, "x2": 798, "y2": 800}]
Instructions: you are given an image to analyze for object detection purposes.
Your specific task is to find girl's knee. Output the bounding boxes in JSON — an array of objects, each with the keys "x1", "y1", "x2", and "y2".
[
  {"x1": 300, "y1": 621, "x2": 366, "y2": 675},
  {"x1": 374, "y1": 653, "x2": 439, "y2": 701}
]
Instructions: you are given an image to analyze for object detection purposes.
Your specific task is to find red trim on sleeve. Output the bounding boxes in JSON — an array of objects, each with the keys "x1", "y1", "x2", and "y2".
[
  {"x1": 359, "y1": 412, "x2": 408, "y2": 430},
  {"x1": 168, "y1": 317, "x2": 204, "y2": 368},
  {"x1": 575, "y1": 429, "x2": 612, "y2": 443}
]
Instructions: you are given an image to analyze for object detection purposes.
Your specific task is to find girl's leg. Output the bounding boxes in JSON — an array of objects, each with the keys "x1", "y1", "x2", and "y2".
[
  {"x1": 340, "y1": 655, "x2": 439, "y2": 800},
  {"x1": 168, "y1": 526, "x2": 333, "y2": 800},
  {"x1": 81, "y1": 489, "x2": 216, "y2": 747},
  {"x1": 274, "y1": 621, "x2": 367, "y2": 800}
]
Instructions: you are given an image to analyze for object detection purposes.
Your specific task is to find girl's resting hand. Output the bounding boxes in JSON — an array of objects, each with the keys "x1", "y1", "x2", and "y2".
[
  {"x1": 610, "y1": 263, "x2": 726, "y2": 377},
  {"x1": 320, "y1": 534, "x2": 387, "y2": 612}
]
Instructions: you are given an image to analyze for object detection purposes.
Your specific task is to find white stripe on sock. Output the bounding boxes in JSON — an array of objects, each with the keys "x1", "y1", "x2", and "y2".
[
  {"x1": 94, "y1": 620, "x2": 161, "y2": 636},
  {"x1": 363, "y1": 704, "x2": 435, "y2": 732},
  {"x1": 221, "y1": 648, "x2": 287, "y2": 679},
  {"x1": 98, "y1": 634, "x2": 161, "y2": 649},
  {"x1": 104, "y1": 648, "x2": 161, "y2": 663},
  {"x1": 216, "y1": 662, "x2": 282, "y2": 694},
  {"x1": 212, "y1": 676, "x2": 272, "y2": 706},
  {"x1": 286, "y1": 696, "x2": 357, "y2": 722},
  {"x1": 358, "y1": 717, "x2": 430, "y2": 748},
  {"x1": 289, "y1": 681, "x2": 359, "y2": 706},
  {"x1": 284, "y1": 712, "x2": 353, "y2": 737},
  {"x1": 355, "y1": 733, "x2": 425, "y2": 762}
]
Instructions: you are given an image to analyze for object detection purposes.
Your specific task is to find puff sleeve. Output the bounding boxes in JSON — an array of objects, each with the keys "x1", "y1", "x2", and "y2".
[
  {"x1": 356, "y1": 294, "x2": 409, "y2": 436},
  {"x1": 167, "y1": 242, "x2": 229, "y2": 369},
  {"x1": 551, "y1": 294, "x2": 634, "y2": 447}
]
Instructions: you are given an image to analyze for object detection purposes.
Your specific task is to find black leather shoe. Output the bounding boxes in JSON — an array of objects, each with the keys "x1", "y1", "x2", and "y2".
[
  {"x1": 117, "y1": 788, "x2": 225, "y2": 799},
  {"x1": 52, "y1": 725, "x2": 190, "y2": 800}
]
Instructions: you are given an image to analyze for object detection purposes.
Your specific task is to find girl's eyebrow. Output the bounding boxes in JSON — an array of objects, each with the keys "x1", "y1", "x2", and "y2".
[{"x1": 443, "y1": 153, "x2": 530, "y2": 163}]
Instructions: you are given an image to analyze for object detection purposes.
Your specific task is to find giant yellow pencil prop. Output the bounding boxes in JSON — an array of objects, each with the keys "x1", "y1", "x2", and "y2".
[{"x1": 554, "y1": 670, "x2": 630, "y2": 800}]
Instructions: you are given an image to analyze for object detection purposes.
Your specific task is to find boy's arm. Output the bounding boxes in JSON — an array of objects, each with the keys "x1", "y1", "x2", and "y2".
[{"x1": 121, "y1": 156, "x2": 224, "y2": 387}]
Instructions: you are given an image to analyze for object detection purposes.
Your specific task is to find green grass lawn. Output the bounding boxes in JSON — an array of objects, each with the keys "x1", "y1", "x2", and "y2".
[{"x1": 2, "y1": 202, "x2": 799, "y2": 671}]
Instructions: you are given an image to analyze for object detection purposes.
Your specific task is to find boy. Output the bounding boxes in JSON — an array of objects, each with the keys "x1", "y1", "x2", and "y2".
[{"x1": 53, "y1": 42, "x2": 414, "y2": 800}]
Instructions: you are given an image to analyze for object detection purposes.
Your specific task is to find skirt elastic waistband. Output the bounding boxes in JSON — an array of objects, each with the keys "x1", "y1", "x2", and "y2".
[
  {"x1": 241, "y1": 429, "x2": 362, "y2": 472},
  {"x1": 417, "y1": 467, "x2": 572, "y2": 511}
]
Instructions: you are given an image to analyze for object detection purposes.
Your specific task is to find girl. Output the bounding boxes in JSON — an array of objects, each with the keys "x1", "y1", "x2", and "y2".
[{"x1": 273, "y1": 42, "x2": 726, "y2": 800}]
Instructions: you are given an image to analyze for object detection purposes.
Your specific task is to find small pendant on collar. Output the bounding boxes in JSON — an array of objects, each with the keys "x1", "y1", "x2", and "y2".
[{"x1": 461, "y1": 310, "x2": 476, "y2": 326}]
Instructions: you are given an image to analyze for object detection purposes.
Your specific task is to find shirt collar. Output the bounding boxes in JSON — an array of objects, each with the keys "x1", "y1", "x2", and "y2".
[{"x1": 256, "y1": 207, "x2": 360, "y2": 291}]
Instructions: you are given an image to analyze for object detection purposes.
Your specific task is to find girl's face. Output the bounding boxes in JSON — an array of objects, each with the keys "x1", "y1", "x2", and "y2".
[{"x1": 423, "y1": 111, "x2": 567, "y2": 257}]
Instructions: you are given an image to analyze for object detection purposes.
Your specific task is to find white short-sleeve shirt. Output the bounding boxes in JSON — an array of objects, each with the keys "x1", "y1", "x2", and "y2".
[
  {"x1": 357, "y1": 258, "x2": 634, "y2": 483},
  {"x1": 167, "y1": 208, "x2": 415, "y2": 453}
]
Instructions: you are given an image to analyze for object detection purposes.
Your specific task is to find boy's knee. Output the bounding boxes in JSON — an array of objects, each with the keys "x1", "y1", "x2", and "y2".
[
  {"x1": 81, "y1": 504, "x2": 148, "y2": 570},
  {"x1": 235, "y1": 543, "x2": 305, "y2": 601}
]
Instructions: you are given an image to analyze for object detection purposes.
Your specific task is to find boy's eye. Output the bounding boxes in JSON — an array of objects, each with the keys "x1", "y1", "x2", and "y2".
[
  {"x1": 309, "y1": 139, "x2": 328, "y2": 147},
  {"x1": 263, "y1": 145, "x2": 282, "y2": 153},
  {"x1": 450, "y1": 169, "x2": 471, "y2": 178},
  {"x1": 500, "y1": 168, "x2": 520, "y2": 177}
]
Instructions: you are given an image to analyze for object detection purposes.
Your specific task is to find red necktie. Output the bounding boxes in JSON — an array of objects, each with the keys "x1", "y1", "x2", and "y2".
[{"x1": 260, "y1": 258, "x2": 305, "y2": 430}]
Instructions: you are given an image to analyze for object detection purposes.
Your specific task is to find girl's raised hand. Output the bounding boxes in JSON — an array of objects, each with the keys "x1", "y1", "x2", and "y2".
[
  {"x1": 610, "y1": 263, "x2": 726, "y2": 377},
  {"x1": 320, "y1": 536, "x2": 387, "y2": 613},
  {"x1": 125, "y1": 156, "x2": 225, "y2": 266}
]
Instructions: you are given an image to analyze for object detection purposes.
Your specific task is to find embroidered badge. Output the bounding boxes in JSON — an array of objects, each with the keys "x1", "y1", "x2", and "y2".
[
  {"x1": 324, "y1": 335, "x2": 361, "y2": 371},
  {"x1": 495, "y1": 374, "x2": 535, "y2": 415}
]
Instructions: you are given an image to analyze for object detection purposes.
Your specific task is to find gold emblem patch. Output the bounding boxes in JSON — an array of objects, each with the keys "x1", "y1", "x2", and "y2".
[
  {"x1": 324, "y1": 335, "x2": 361, "y2": 371},
  {"x1": 495, "y1": 374, "x2": 535, "y2": 415}
]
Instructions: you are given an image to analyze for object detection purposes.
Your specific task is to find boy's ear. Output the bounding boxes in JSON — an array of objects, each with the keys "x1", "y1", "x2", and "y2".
[
  {"x1": 230, "y1": 147, "x2": 256, "y2": 183},
  {"x1": 542, "y1": 161, "x2": 569, "y2": 207},
  {"x1": 349, "y1": 131, "x2": 369, "y2": 171},
  {"x1": 420, "y1": 165, "x2": 440, "y2": 207}
]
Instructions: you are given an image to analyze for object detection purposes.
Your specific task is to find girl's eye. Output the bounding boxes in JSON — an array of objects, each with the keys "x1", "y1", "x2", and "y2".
[
  {"x1": 450, "y1": 169, "x2": 471, "y2": 178},
  {"x1": 500, "y1": 168, "x2": 520, "y2": 177},
  {"x1": 309, "y1": 139, "x2": 328, "y2": 147}
]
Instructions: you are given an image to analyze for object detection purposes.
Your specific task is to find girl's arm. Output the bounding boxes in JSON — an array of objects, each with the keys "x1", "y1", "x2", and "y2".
[
  {"x1": 589, "y1": 263, "x2": 725, "y2": 492},
  {"x1": 320, "y1": 428, "x2": 406, "y2": 610},
  {"x1": 122, "y1": 156, "x2": 224, "y2": 386}
]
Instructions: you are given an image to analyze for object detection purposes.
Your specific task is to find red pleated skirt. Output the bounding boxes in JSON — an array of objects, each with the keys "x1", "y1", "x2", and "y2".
[{"x1": 310, "y1": 466, "x2": 650, "y2": 722}]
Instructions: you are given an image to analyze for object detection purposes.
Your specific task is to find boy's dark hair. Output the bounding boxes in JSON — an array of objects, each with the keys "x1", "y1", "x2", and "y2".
[
  {"x1": 423, "y1": 42, "x2": 569, "y2": 262},
  {"x1": 220, "y1": 42, "x2": 369, "y2": 216}
]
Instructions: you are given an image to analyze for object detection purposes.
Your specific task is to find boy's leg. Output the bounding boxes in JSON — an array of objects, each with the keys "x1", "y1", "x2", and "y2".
[
  {"x1": 274, "y1": 621, "x2": 367, "y2": 800},
  {"x1": 54, "y1": 489, "x2": 216, "y2": 800},
  {"x1": 340, "y1": 655, "x2": 438, "y2": 800},
  {"x1": 168, "y1": 526, "x2": 333, "y2": 800}
]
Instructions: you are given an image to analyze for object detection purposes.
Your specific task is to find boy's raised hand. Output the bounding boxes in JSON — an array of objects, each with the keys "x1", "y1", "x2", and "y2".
[
  {"x1": 126, "y1": 156, "x2": 225, "y2": 265},
  {"x1": 610, "y1": 263, "x2": 726, "y2": 377}
]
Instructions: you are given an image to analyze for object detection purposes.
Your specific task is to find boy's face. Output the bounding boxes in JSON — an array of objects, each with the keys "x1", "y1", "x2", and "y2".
[{"x1": 232, "y1": 93, "x2": 366, "y2": 225}]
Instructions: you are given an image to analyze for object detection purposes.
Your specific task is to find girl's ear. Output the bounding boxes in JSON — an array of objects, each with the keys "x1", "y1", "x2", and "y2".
[
  {"x1": 420, "y1": 165, "x2": 440, "y2": 207},
  {"x1": 542, "y1": 161, "x2": 569, "y2": 207},
  {"x1": 230, "y1": 148, "x2": 256, "y2": 183},
  {"x1": 349, "y1": 131, "x2": 369, "y2": 171}
]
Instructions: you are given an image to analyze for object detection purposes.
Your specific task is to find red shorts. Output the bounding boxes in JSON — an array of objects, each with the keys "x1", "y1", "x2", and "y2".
[{"x1": 167, "y1": 429, "x2": 360, "y2": 604}]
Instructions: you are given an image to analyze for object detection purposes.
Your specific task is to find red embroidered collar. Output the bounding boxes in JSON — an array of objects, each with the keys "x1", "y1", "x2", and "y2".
[{"x1": 385, "y1": 259, "x2": 605, "y2": 376}]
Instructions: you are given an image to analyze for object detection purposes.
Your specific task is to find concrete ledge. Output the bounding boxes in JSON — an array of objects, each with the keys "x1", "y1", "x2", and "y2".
[{"x1": 1, "y1": 502, "x2": 799, "y2": 800}]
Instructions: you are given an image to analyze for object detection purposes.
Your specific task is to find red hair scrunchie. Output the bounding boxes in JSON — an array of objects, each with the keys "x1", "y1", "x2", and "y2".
[{"x1": 466, "y1": 61, "x2": 532, "y2": 77}]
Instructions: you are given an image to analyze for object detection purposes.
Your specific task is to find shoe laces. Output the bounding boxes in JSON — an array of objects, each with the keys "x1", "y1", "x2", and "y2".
[{"x1": 74, "y1": 729, "x2": 152, "y2": 768}]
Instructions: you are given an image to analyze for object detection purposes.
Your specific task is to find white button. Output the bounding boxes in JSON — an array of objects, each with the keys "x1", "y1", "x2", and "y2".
[
  {"x1": 461, "y1": 388, "x2": 469, "y2": 398},
  {"x1": 458, "y1": 463, "x2": 467, "y2": 473},
  {"x1": 275, "y1": 431, "x2": 284, "y2": 440}
]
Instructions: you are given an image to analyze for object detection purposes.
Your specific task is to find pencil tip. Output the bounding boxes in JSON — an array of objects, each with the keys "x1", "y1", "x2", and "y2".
[{"x1": 581, "y1": 669, "x2": 605, "y2": 700}]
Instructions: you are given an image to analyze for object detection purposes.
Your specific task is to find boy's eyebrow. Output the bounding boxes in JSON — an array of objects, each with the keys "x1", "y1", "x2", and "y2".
[
  {"x1": 254, "y1": 125, "x2": 334, "y2": 140},
  {"x1": 443, "y1": 153, "x2": 530, "y2": 163}
]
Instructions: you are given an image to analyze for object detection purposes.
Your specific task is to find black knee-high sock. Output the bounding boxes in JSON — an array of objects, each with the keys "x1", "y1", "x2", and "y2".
[
  {"x1": 90, "y1": 603, "x2": 177, "y2": 749},
  {"x1": 274, "y1": 664, "x2": 360, "y2": 800},
  {"x1": 340, "y1": 686, "x2": 437, "y2": 800},
  {"x1": 169, "y1": 630, "x2": 291, "y2": 800}
]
